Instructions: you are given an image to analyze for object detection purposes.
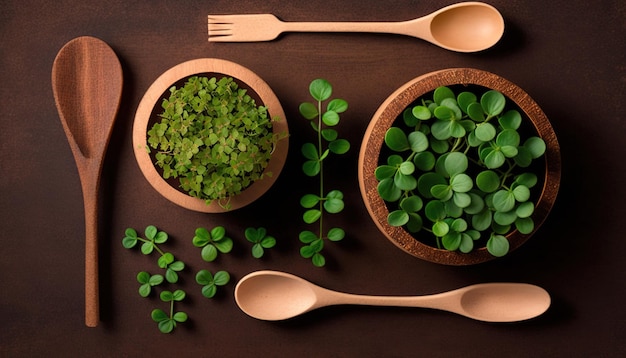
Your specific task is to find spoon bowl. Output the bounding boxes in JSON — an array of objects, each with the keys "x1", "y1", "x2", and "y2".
[
  {"x1": 235, "y1": 271, "x2": 551, "y2": 322},
  {"x1": 425, "y1": 2, "x2": 505, "y2": 52}
]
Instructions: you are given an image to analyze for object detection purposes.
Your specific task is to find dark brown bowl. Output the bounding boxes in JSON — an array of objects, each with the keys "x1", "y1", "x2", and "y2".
[
  {"x1": 133, "y1": 58, "x2": 289, "y2": 212},
  {"x1": 358, "y1": 68, "x2": 560, "y2": 265}
]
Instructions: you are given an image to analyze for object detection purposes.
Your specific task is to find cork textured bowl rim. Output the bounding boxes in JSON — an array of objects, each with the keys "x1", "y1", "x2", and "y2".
[
  {"x1": 358, "y1": 68, "x2": 561, "y2": 265},
  {"x1": 133, "y1": 58, "x2": 289, "y2": 212}
]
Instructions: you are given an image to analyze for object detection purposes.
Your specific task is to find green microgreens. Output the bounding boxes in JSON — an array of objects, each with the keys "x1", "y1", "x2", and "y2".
[
  {"x1": 147, "y1": 76, "x2": 285, "y2": 210},
  {"x1": 195, "y1": 270, "x2": 231, "y2": 299},
  {"x1": 244, "y1": 227, "x2": 277, "y2": 258},
  {"x1": 376, "y1": 86, "x2": 546, "y2": 257},
  {"x1": 192, "y1": 226, "x2": 233, "y2": 262},
  {"x1": 122, "y1": 225, "x2": 185, "y2": 283},
  {"x1": 151, "y1": 290, "x2": 188, "y2": 333},
  {"x1": 298, "y1": 79, "x2": 350, "y2": 267}
]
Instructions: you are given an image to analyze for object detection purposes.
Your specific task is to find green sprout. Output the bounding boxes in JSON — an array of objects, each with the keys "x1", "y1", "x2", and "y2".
[
  {"x1": 195, "y1": 270, "x2": 231, "y2": 298},
  {"x1": 298, "y1": 79, "x2": 350, "y2": 267},
  {"x1": 376, "y1": 86, "x2": 546, "y2": 257},
  {"x1": 151, "y1": 290, "x2": 188, "y2": 333},
  {"x1": 122, "y1": 225, "x2": 185, "y2": 283},
  {"x1": 244, "y1": 227, "x2": 276, "y2": 258},
  {"x1": 192, "y1": 226, "x2": 233, "y2": 262}
]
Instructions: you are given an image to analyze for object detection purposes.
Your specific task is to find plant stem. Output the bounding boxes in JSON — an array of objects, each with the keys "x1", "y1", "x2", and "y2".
[{"x1": 317, "y1": 100, "x2": 324, "y2": 240}]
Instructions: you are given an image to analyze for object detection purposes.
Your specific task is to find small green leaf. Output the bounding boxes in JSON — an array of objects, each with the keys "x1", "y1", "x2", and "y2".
[
  {"x1": 375, "y1": 165, "x2": 397, "y2": 180},
  {"x1": 481, "y1": 90, "x2": 506, "y2": 117},
  {"x1": 385, "y1": 127, "x2": 410, "y2": 152},
  {"x1": 434, "y1": 86, "x2": 455, "y2": 104},
  {"x1": 309, "y1": 79, "x2": 332, "y2": 101},
  {"x1": 394, "y1": 171, "x2": 417, "y2": 191},
  {"x1": 299, "y1": 102, "x2": 318, "y2": 119},
  {"x1": 450, "y1": 173, "x2": 473, "y2": 193},
  {"x1": 301, "y1": 142, "x2": 319, "y2": 160},
  {"x1": 442, "y1": 232, "x2": 461, "y2": 250},
  {"x1": 499, "y1": 110, "x2": 522, "y2": 129},
  {"x1": 444, "y1": 152, "x2": 468, "y2": 176},
  {"x1": 300, "y1": 194, "x2": 320, "y2": 208},
  {"x1": 145, "y1": 225, "x2": 158, "y2": 240},
  {"x1": 388, "y1": 210, "x2": 410, "y2": 226},
  {"x1": 322, "y1": 110, "x2": 339, "y2": 126},
  {"x1": 312, "y1": 253, "x2": 326, "y2": 267},
  {"x1": 377, "y1": 177, "x2": 402, "y2": 202},
  {"x1": 432, "y1": 220, "x2": 450, "y2": 237},
  {"x1": 457, "y1": 92, "x2": 477, "y2": 113},
  {"x1": 408, "y1": 131, "x2": 429, "y2": 153},
  {"x1": 412, "y1": 105, "x2": 431, "y2": 120},
  {"x1": 303, "y1": 209, "x2": 322, "y2": 224},
  {"x1": 516, "y1": 201, "x2": 535, "y2": 218},
  {"x1": 400, "y1": 195, "x2": 423, "y2": 212},
  {"x1": 425, "y1": 200, "x2": 446, "y2": 221},
  {"x1": 151, "y1": 308, "x2": 168, "y2": 322},
  {"x1": 487, "y1": 234, "x2": 510, "y2": 257},
  {"x1": 493, "y1": 190, "x2": 516, "y2": 212},
  {"x1": 524, "y1": 137, "x2": 546, "y2": 158},
  {"x1": 327, "y1": 98, "x2": 348, "y2": 113},
  {"x1": 327, "y1": 227, "x2": 345, "y2": 242},
  {"x1": 302, "y1": 160, "x2": 321, "y2": 176},
  {"x1": 329, "y1": 139, "x2": 350, "y2": 154},
  {"x1": 413, "y1": 152, "x2": 436, "y2": 171},
  {"x1": 173, "y1": 312, "x2": 188, "y2": 323},
  {"x1": 475, "y1": 122, "x2": 496, "y2": 141},
  {"x1": 299, "y1": 230, "x2": 318, "y2": 244},
  {"x1": 201, "y1": 244, "x2": 218, "y2": 262},
  {"x1": 515, "y1": 217, "x2": 535, "y2": 234},
  {"x1": 476, "y1": 170, "x2": 500, "y2": 193}
]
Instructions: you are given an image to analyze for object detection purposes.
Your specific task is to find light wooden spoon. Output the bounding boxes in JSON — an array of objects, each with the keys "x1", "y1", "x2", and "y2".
[
  {"x1": 52, "y1": 36, "x2": 123, "y2": 327},
  {"x1": 235, "y1": 271, "x2": 551, "y2": 322}
]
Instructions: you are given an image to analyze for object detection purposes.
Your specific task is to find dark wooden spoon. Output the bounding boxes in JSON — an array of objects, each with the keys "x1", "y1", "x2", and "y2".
[{"x1": 52, "y1": 36, "x2": 123, "y2": 327}]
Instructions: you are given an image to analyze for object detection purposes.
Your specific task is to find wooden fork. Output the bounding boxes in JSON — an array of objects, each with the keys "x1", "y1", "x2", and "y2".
[{"x1": 207, "y1": 14, "x2": 428, "y2": 43}]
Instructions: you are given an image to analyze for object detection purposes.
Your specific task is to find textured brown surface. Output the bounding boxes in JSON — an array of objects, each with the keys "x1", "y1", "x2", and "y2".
[{"x1": 2, "y1": 0, "x2": 625, "y2": 356}]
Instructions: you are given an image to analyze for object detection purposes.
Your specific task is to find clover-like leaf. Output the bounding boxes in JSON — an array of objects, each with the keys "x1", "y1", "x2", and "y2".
[
  {"x1": 122, "y1": 228, "x2": 139, "y2": 249},
  {"x1": 327, "y1": 98, "x2": 348, "y2": 113}
]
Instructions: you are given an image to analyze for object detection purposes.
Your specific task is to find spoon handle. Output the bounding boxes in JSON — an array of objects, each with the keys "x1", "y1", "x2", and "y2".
[
  {"x1": 77, "y1": 162, "x2": 100, "y2": 328},
  {"x1": 280, "y1": 19, "x2": 427, "y2": 38}
]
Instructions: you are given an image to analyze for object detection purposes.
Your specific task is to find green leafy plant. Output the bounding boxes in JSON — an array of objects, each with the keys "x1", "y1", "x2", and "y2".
[
  {"x1": 298, "y1": 79, "x2": 350, "y2": 267},
  {"x1": 137, "y1": 271, "x2": 164, "y2": 298},
  {"x1": 151, "y1": 290, "x2": 188, "y2": 333},
  {"x1": 192, "y1": 226, "x2": 234, "y2": 262},
  {"x1": 195, "y1": 270, "x2": 231, "y2": 298},
  {"x1": 122, "y1": 225, "x2": 185, "y2": 283},
  {"x1": 147, "y1": 76, "x2": 285, "y2": 209},
  {"x1": 376, "y1": 86, "x2": 546, "y2": 257},
  {"x1": 244, "y1": 227, "x2": 276, "y2": 258}
]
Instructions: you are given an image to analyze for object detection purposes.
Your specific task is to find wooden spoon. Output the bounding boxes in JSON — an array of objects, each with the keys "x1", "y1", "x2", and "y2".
[
  {"x1": 235, "y1": 271, "x2": 551, "y2": 322},
  {"x1": 52, "y1": 36, "x2": 123, "y2": 327}
]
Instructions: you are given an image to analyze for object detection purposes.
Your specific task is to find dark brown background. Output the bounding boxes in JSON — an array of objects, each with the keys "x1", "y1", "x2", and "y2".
[{"x1": 2, "y1": 0, "x2": 625, "y2": 356}]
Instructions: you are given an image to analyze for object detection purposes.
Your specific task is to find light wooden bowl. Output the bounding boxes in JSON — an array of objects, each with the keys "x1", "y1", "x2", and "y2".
[
  {"x1": 133, "y1": 58, "x2": 289, "y2": 212},
  {"x1": 358, "y1": 68, "x2": 561, "y2": 265}
]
